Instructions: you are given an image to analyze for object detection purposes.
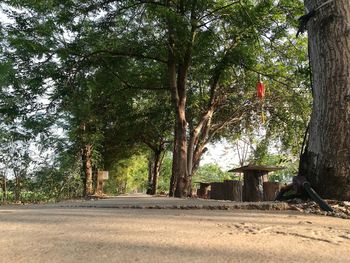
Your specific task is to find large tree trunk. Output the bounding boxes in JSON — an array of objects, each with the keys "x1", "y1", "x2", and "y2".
[
  {"x1": 167, "y1": 40, "x2": 190, "y2": 198},
  {"x1": 147, "y1": 150, "x2": 162, "y2": 195},
  {"x1": 167, "y1": 0, "x2": 198, "y2": 198},
  {"x1": 82, "y1": 144, "x2": 93, "y2": 197},
  {"x1": 301, "y1": 0, "x2": 350, "y2": 200},
  {"x1": 169, "y1": 73, "x2": 190, "y2": 198},
  {"x1": 168, "y1": 54, "x2": 180, "y2": 197},
  {"x1": 150, "y1": 150, "x2": 162, "y2": 195},
  {"x1": 173, "y1": 68, "x2": 189, "y2": 198},
  {"x1": 146, "y1": 153, "x2": 154, "y2": 195}
]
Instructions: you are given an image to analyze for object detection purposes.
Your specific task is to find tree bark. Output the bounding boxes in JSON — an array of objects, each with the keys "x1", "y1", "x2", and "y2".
[
  {"x1": 167, "y1": 34, "x2": 190, "y2": 197},
  {"x1": 168, "y1": 52, "x2": 180, "y2": 197},
  {"x1": 173, "y1": 65, "x2": 190, "y2": 198},
  {"x1": 146, "y1": 153, "x2": 154, "y2": 195},
  {"x1": 82, "y1": 144, "x2": 93, "y2": 197},
  {"x1": 150, "y1": 150, "x2": 162, "y2": 195},
  {"x1": 301, "y1": 0, "x2": 350, "y2": 200},
  {"x1": 166, "y1": 0, "x2": 200, "y2": 198}
]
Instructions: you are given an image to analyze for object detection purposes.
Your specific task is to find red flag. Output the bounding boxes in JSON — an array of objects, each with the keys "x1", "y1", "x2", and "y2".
[{"x1": 257, "y1": 81, "x2": 265, "y2": 99}]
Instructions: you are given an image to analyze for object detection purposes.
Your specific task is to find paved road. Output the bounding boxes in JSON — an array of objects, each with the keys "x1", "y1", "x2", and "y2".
[{"x1": 0, "y1": 196, "x2": 349, "y2": 263}]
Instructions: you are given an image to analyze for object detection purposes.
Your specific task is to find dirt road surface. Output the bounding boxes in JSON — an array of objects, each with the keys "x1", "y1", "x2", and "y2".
[{"x1": 1, "y1": 195, "x2": 349, "y2": 263}]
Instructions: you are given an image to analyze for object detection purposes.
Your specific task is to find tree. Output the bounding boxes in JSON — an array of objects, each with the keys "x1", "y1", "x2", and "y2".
[
  {"x1": 0, "y1": 0, "x2": 310, "y2": 199},
  {"x1": 104, "y1": 154, "x2": 148, "y2": 195},
  {"x1": 163, "y1": 1, "x2": 258, "y2": 197},
  {"x1": 61, "y1": 68, "x2": 140, "y2": 196},
  {"x1": 0, "y1": 133, "x2": 32, "y2": 202},
  {"x1": 31, "y1": 148, "x2": 84, "y2": 201},
  {"x1": 156, "y1": 0, "x2": 308, "y2": 197},
  {"x1": 131, "y1": 92, "x2": 173, "y2": 195},
  {"x1": 3, "y1": 0, "x2": 261, "y2": 197},
  {"x1": 300, "y1": 0, "x2": 350, "y2": 200},
  {"x1": 192, "y1": 163, "x2": 232, "y2": 184}
]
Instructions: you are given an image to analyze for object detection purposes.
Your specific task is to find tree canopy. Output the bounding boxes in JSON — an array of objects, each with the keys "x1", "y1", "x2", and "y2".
[{"x1": 0, "y1": 0, "x2": 312, "y2": 200}]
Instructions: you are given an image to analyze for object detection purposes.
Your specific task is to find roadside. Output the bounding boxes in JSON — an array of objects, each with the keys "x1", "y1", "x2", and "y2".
[
  {"x1": 1, "y1": 196, "x2": 350, "y2": 263},
  {"x1": 2, "y1": 194, "x2": 349, "y2": 219}
]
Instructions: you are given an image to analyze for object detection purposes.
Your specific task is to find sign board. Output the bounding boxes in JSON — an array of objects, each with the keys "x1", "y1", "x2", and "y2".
[{"x1": 98, "y1": 171, "x2": 109, "y2": 181}]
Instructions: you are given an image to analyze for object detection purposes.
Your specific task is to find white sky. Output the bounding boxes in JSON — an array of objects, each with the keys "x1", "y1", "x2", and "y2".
[
  {"x1": 201, "y1": 140, "x2": 243, "y2": 171},
  {"x1": 0, "y1": 7, "x2": 12, "y2": 24}
]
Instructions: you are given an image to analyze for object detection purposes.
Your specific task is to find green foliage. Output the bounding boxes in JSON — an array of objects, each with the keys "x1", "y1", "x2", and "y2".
[
  {"x1": 0, "y1": 191, "x2": 52, "y2": 204},
  {"x1": 157, "y1": 153, "x2": 172, "y2": 193},
  {"x1": 0, "y1": 0, "x2": 310, "y2": 199},
  {"x1": 104, "y1": 154, "x2": 148, "y2": 195},
  {"x1": 254, "y1": 151, "x2": 296, "y2": 183},
  {"x1": 32, "y1": 167, "x2": 83, "y2": 201},
  {"x1": 193, "y1": 164, "x2": 234, "y2": 184}
]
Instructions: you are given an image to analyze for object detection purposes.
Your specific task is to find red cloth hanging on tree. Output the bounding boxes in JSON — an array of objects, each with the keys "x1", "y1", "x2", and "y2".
[{"x1": 257, "y1": 81, "x2": 265, "y2": 99}]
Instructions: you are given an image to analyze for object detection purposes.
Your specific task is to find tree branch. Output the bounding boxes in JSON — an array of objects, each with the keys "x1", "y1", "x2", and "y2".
[{"x1": 101, "y1": 59, "x2": 168, "y2": 91}]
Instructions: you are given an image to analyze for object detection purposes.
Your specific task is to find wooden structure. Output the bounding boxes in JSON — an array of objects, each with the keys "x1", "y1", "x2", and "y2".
[
  {"x1": 196, "y1": 182, "x2": 211, "y2": 199},
  {"x1": 263, "y1": 182, "x2": 282, "y2": 201},
  {"x1": 229, "y1": 165, "x2": 284, "y2": 202},
  {"x1": 209, "y1": 180, "x2": 242, "y2": 201},
  {"x1": 210, "y1": 182, "x2": 226, "y2": 200},
  {"x1": 225, "y1": 180, "x2": 242, "y2": 201}
]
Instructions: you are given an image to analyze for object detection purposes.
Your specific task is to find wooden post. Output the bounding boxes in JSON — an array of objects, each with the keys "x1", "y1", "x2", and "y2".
[
  {"x1": 243, "y1": 171, "x2": 264, "y2": 202},
  {"x1": 224, "y1": 180, "x2": 242, "y2": 201},
  {"x1": 263, "y1": 182, "x2": 282, "y2": 201},
  {"x1": 210, "y1": 182, "x2": 226, "y2": 200},
  {"x1": 197, "y1": 183, "x2": 210, "y2": 198}
]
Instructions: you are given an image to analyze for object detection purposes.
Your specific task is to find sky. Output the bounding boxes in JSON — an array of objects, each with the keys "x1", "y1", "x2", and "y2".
[
  {"x1": 201, "y1": 140, "x2": 240, "y2": 171},
  {"x1": 0, "y1": 6, "x2": 12, "y2": 24}
]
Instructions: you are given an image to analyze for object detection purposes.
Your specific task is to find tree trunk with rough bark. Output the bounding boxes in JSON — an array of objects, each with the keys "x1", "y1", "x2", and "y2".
[
  {"x1": 173, "y1": 71, "x2": 190, "y2": 198},
  {"x1": 146, "y1": 150, "x2": 162, "y2": 195},
  {"x1": 150, "y1": 150, "x2": 162, "y2": 195},
  {"x1": 166, "y1": 0, "x2": 198, "y2": 198},
  {"x1": 167, "y1": 37, "x2": 190, "y2": 197},
  {"x1": 82, "y1": 144, "x2": 93, "y2": 197},
  {"x1": 301, "y1": 0, "x2": 350, "y2": 200},
  {"x1": 146, "y1": 154, "x2": 154, "y2": 195}
]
